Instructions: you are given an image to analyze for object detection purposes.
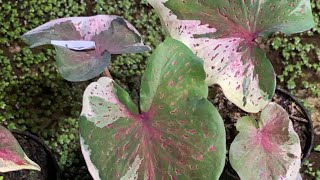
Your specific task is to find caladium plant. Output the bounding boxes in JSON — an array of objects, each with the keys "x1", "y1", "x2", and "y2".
[
  {"x1": 79, "y1": 38, "x2": 226, "y2": 180},
  {"x1": 229, "y1": 102, "x2": 301, "y2": 180},
  {"x1": 22, "y1": 15, "x2": 150, "y2": 82},
  {"x1": 0, "y1": 125, "x2": 40, "y2": 173},
  {"x1": 148, "y1": 0, "x2": 315, "y2": 113}
]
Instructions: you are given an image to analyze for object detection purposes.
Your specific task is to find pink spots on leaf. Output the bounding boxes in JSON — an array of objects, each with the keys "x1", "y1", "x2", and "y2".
[
  {"x1": 122, "y1": 143, "x2": 128, "y2": 151},
  {"x1": 172, "y1": 61, "x2": 177, "y2": 65},
  {"x1": 236, "y1": 85, "x2": 241, "y2": 90},
  {"x1": 185, "y1": 129, "x2": 196, "y2": 135},
  {"x1": 204, "y1": 133, "x2": 210, "y2": 138},
  {"x1": 178, "y1": 120, "x2": 187, "y2": 126},
  {"x1": 175, "y1": 169, "x2": 182, "y2": 175},
  {"x1": 105, "y1": 124, "x2": 113, "y2": 129},
  {"x1": 192, "y1": 154, "x2": 204, "y2": 161},
  {"x1": 168, "y1": 81, "x2": 175, "y2": 87},
  {"x1": 170, "y1": 108, "x2": 179, "y2": 114},
  {"x1": 208, "y1": 146, "x2": 216, "y2": 152},
  {"x1": 183, "y1": 134, "x2": 189, "y2": 139}
]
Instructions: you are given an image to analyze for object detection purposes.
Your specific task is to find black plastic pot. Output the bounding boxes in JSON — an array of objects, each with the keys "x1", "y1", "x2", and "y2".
[
  {"x1": 220, "y1": 88, "x2": 314, "y2": 180},
  {"x1": 0, "y1": 130, "x2": 60, "y2": 180}
]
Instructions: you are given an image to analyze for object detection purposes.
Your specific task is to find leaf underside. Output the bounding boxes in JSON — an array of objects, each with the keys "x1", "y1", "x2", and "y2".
[
  {"x1": 148, "y1": 0, "x2": 315, "y2": 113},
  {"x1": 79, "y1": 39, "x2": 226, "y2": 180},
  {"x1": 22, "y1": 15, "x2": 150, "y2": 82},
  {"x1": 229, "y1": 102, "x2": 301, "y2": 180},
  {"x1": 0, "y1": 125, "x2": 40, "y2": 173}
]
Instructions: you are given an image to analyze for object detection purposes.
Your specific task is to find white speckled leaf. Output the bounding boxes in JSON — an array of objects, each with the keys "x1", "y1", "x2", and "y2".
[
  {"x1": 22, "y1": 15, "x2": 150, "y2": 82},
  {"x1": 79, "y1": 39, "x2": 226, "y2": 180},
  {"x1": 230, "y1": 103, "x2": 301, "y2": 180},
  {"x1": 148, "y1": 0, "x2": 315, "y2": 113},
  {"x1": 0, "y1": 126, "x2": 40, "y2": 173}
]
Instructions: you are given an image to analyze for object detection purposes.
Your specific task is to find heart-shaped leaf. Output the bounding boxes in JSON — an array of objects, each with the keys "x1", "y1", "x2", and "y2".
[
  {"x1": 148, "y1": 0, "x2": 315, "y2": 113},
  {"x1": 0, "y1": 125, "x2": 40, "y2": 172},
  {"x1": 79, "y1": 38, "x2": 226, "y2": 180},
  {"x1": 229, "y1": 102, "x2": 301, "y2": 180},
  {"x1": 22, "y1": 15, "x2": 150, "y2": 82}
]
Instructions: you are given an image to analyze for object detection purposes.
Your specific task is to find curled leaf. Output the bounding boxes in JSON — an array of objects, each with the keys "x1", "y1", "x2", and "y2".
[
  {"x1": 230, "y1": 103, "x2": 301, "y2": 180},
  {"x1": 148, "y1": 0, "x2": 315, "y2": 112},
  {"x1": 0, "y1": 126, "x2": 40, "y2": 173},
  {"x1": 80, "y1": 39, "x2": 226, "y2": 180},
  {"x1": 22, "y1": 15, "x2": 150, "y2": 81}
]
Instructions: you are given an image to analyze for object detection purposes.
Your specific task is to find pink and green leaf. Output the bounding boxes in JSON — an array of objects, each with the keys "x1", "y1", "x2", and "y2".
[
  {"x1": 229, "y1": 103, "x2": 301, "y2": 180},
  {"x1": 0, "y1": 125, "x2": 40, "y2": 173},
  {"x1": 79, "y1": 38, "x2": 226, "y2": 180},
  {"x1": 22, "y1": 15, "x2": 150, "y2": 82},
  {"x1": 148, "y1": 0, "x2": 315, "y2": 113}
]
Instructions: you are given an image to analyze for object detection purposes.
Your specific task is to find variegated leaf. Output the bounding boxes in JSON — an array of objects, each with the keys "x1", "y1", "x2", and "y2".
[
  {"x1": 230, "y1": 102, "x2": 301, "y2": 180},
  {"x1": 79, "y1": 39, "x2": 226, "y2": 180},
  {"x1": 148, "y1": 0, "x2": 315, "y2": 113},
  {"x1": 0, "y1": 126, "x2": 40, "y2": 173},
  {"x1": 22, "y1": 15, "x2": 150, "y2": 82}
]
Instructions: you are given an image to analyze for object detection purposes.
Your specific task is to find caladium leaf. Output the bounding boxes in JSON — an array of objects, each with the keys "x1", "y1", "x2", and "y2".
[
  {"x1": 148, "y1": 0, "x2": 315, "y2": 113},
  {"x1": 0, "y1": 125, "x2": 40, "y2": 172},
  {"x1": 22, "y1": 15, "x2": 150, "y2": 82},
  {"x1": 229, "y1": 102, "x2": 301, "y2": 180},
  {"x1": 79, "y1": 38, "x2": 226, "y2": 180}
]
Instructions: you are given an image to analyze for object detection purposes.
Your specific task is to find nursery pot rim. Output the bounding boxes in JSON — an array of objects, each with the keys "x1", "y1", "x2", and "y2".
[
  {"x1": 10, "y1": 130, "x2": 61, "y2": 180},
  {"x1": 222, "y1": 88, "x2": 314, "y2": 180}
]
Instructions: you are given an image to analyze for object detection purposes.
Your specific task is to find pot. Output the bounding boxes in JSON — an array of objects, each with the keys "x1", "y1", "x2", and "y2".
[
  {"x1": 209, "y1": 88, "x2": 314, "y2": 180},
  {"x1": 0, "y1": 130, "x2": 60, "y2": 180}
]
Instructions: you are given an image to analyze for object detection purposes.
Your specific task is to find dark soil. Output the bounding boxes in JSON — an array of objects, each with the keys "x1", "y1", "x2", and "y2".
[
  {"x1": 0, "y1": 131, "x2": 59, "y2": 180},
  {"x1": 303, "y1": 133, "x2": 320, "y2": 180},
  {"x1": 209, "y1": 87, "x2": 313, "y2": 179}
]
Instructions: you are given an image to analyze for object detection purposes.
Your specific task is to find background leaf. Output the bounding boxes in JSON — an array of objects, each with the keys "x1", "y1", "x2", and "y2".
[{"x1": 22, "y1": 15, "x2": 150, "y2": 82}]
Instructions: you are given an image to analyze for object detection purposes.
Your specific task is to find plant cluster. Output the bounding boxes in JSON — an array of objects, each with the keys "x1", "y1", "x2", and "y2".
[{"x1": 0, "y1": 0, "x2": 318, "y2": 180}]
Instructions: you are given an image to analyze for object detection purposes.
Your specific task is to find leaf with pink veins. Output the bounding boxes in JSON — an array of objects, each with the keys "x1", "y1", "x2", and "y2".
[
  {"x1": 148, "y1": 0, "x2": 315, "y2": 113},
  {"x1": 79, "y1": 38, "x2": 226, "y2": 180},
  {"x1": 22, "y1": 15, "x2": 150, "y2": 82},
  {"x1": 0, "y1": 125, "x2": 40, "y2": 173},
  {"x1": 230, "y1": 102, "x2": 301, "y2": 180}
]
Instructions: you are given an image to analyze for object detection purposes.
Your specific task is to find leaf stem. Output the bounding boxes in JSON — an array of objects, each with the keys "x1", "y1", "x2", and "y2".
[{"x1": 103, "y1": 68, "x2": 113, "y2": 79}]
